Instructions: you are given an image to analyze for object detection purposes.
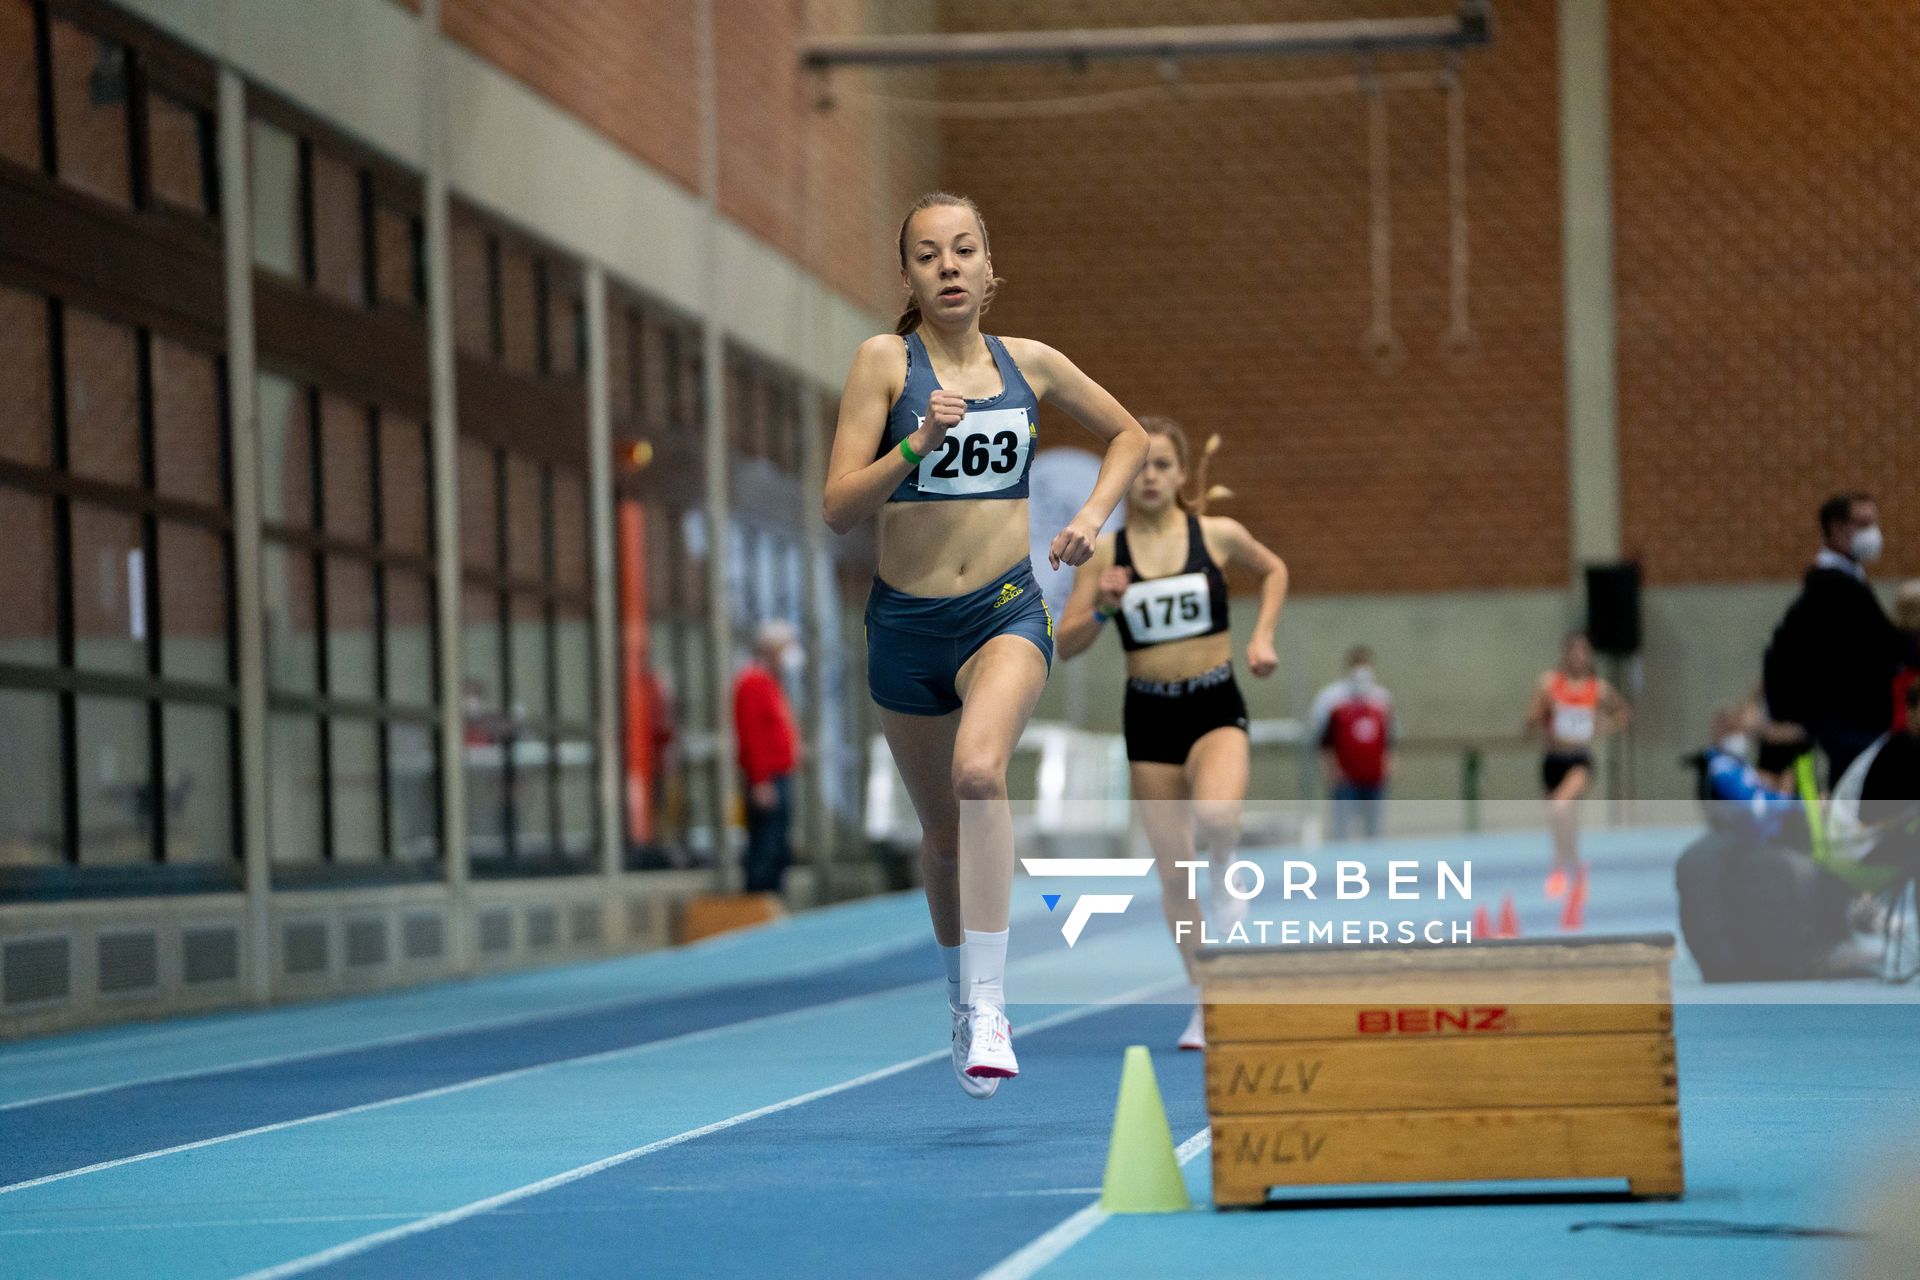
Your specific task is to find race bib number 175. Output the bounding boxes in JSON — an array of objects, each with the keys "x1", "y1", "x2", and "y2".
[{"x1": 1121, "y1": 572, "x2": 1212, "y2": 644}]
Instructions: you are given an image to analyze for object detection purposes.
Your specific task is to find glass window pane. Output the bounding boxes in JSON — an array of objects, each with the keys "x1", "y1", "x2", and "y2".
[
  {"x1": 330, "y1": 717, "x2": 381, "y2": 861},
  {"x1": 63, "y1": 308, "x2": 141, "y2": 488},
  {"x1": 497, "y1": 242, "x2": 538, "y2": 376},
  {"x1": 319, "y1": 394, "x2": 373, "y2": 542},
  {"x1": 387, "y1": 721, "x2": 436, "y2": 861},
  {"x1": 546, "y1": 277, "x2": 579, "y2": 377},
  {"x1": 263, "y1": 541, "x2": 317, "y2": 694},
  {"x1": 310, "y1": 146, "x2": 365, "y2": 306},
  {"x1": 461, "y1": 585, "x2": 501, "y2": 714},
  {"x1": 0, "y1": 487, "x2": 58, "y2": 666},
  {"x1": 0, "y1": 689, "x2": 63, "y2": 864},
  {"x1": 385, "y1": 569, "x2": 433, "y2": 708},
  {"x1": 374, "y1": 204, "x2": 418, "y2": 309},
  {"x1": 152, "y1": 336, "x2": 223, "y2": 506},
  {"x1": 258, "y1": 373, "x2": 311, "y2": 528},
  {"x1": 50, "y1": 20, "x2": 130, "y2": 208},
  {"x1": 513, "y1": 735, "x2": 552, "y2": 856},
  {"x1": 458, "y1": 438, "x2": 496, "y2": 573},
  {"x1": 249, "y1": 117, "x2": 300, "y2": 279},
  {"x1": 557, "y1": 729, "x2": 593, "y2": 859},
  {"x1": 0, "y1": 285, "x2": 51, "y2": 467},
  {"x1": 555, "y1": 604, "x2": 592, "y2": 724},
  {"x1": 148, "y1": 92, "x2": 208, "y2": 216},
  {"x1": 0, "y1": 0, "x2": 37, "y2": 169},
  {"x1": 510, "y1": 592, "x2": 548, "y2": 720},
  {"x1": 505, "y1": 454, "x2": 544, "y2": 582},
  {"x1": 163, "y1": 703, "x2": 231, "y2": 864},
  {"x1": 450, "y1": 216, "x2": 491, "y2": 360},
  {"x1": 158, "y1": 521, "x2": 227, "y2": 685},
  {"x1": 606, "y1": 305, "x2": 633, "y2": 426},
  {"x1": 642, "y1": 320, "x2": 671, "y2": 430},
  {"x1": 552, "y1": 467, "x2": 587, "y2": 593},
  {"x1": 325, "y1": 556, "x2": 377, "y2": 701},
  {"x1": 77, "y1": 695, "x2": 149, "y2": 864},
  {"x1": 70, "y1": 502, "x2": 145, "y2": 675},
  {"x1": 268, "y1": 713, "x2": 322, "y2": 864},
  {"x1": 379, "y1": 411, "x2": 429, "y2": 555}
]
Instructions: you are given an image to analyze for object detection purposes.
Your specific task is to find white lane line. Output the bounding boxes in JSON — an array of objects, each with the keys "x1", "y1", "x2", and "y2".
[
  {"x1": 0, "y1": 1213, "x2": 432, "y2": 1237},
  {"x1": 0, "y1": 976, "x2": 954, "y2": 1197},
  {"x1": 976, "y1": 1127, "x2": 1212, "y2": 1280},
  {"x1": 230, "y1": 980, "x2": 1180, "y2": 1280},
  {"x1": 0, "y1": 931, "x2": 932, "y2": 1113}
]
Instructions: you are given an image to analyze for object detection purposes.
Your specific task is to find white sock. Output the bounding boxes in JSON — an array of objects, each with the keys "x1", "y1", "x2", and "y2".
[
  {"x1": 964, "y1": 928, "x2": 1009, "y2": 1012},
  {"x1": 939, "y1": 942, "x2": 964, "y2": 1013}
]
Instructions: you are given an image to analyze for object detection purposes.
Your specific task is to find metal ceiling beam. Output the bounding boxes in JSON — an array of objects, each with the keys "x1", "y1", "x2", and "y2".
[{"x1": 801, "y1": 3, "x2": 1491, "y2": 71}]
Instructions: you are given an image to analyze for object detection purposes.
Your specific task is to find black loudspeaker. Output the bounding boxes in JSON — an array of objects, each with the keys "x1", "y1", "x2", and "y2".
[{"x1": 1584, "y1": 561, "x2": 1642, "y2": 655}]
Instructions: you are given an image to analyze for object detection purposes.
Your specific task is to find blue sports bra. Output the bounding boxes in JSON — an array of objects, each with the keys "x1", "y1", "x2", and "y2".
[{"x1": 877, "y1": 331, "x2": 1040, "y2": 503}]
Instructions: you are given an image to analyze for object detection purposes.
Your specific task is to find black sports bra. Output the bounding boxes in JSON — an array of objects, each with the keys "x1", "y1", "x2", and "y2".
[{"x1": 1111, "y1": 514, "x2": 1230, "y2": 652}]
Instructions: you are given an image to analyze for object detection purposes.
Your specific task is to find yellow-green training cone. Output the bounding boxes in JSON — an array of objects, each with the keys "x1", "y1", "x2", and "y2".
[{"x1": 1100, "y1": 1045, "x2": 1191, "y2": 1213}]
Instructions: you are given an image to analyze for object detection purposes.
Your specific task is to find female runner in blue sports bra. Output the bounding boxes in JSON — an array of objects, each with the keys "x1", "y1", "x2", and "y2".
[
  {"x1": 823, "y1": 193, "x2": 1147, "y2": 1097},
  {"x1": 1057, "y1": 418, "x2": 1288, "y2": 1052}
]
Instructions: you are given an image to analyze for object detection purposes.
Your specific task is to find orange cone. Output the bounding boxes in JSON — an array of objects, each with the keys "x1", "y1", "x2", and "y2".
[
  {"x1": 1560, "y1": 867, "x2": 1588, "y2": 932},
  {"x1": 1473, "y1": 904, "x2": 1493, "y2": 941},
  {"x1": 1497, "y1": 894, "x2": 1521, "y2": 939}
]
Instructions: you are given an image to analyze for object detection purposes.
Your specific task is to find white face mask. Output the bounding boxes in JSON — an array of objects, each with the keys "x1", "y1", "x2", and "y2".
[
  {"x1": 1717, "y1": 733, "x2": 1752, "y2": 762},
  {"x1": 1349, "y1": 665, "x2": 1376, "y2": 690},
  {"x1": 1852, "y1": 524, "x2": 1884, "y2": 564},
  {"x1": 780, "y1": 644, "x2": 806, "y2": 684}
]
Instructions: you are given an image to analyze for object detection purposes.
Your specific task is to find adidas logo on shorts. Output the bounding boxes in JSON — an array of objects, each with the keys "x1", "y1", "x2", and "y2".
[{"x1": 994, "y1": 582, "x2": 1024, "y2": 609}]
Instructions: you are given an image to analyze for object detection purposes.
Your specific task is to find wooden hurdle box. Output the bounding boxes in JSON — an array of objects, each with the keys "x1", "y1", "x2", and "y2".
[{"x1": 1195, "y1": 933, "x2": 1683, "y2": 1208}]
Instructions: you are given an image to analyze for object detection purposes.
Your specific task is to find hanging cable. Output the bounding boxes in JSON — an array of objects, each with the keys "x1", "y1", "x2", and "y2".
[
  {"x1": 1445, "y1": 53, "x2": 1475, "y2": 353},
  {"x1": 1363, "y1": 65, "x2": 1403, "y2": 368}
]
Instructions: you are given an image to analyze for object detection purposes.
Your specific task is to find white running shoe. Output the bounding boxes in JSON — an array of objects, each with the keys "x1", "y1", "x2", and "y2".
[
  {"x1": 951, "y1": 1006, "x2": 1000, "y2": 1098},
  {"x1": 1178, "y1": 1004, "x2": 1206, "y2": 1052},
  {"x1": 964, "y1": 1002, "x2": 1019, "y2": 1080}
]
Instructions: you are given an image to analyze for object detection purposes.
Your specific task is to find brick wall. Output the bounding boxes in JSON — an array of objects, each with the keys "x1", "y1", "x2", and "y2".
[
  {"x1": 935, "y1": 0, "x2": 1569, "y2": 595},
  {"x1": 1613, "y1": 0, "x2": 1920, "y2": 585},
  {"x1": 432, "y1": 0, "x2": 937, "y2": 317}
]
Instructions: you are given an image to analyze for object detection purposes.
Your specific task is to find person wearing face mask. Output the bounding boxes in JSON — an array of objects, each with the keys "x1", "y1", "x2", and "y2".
[
  {"x1": 1763, "y1": 493, "x2": 1920, "y2": 781},
  {"x1": 733, "y1": 619, "x2": 803, "y2": 896},
  {"x1": 1310, "y1": 647, "x2": 1395, "y2": 841}
]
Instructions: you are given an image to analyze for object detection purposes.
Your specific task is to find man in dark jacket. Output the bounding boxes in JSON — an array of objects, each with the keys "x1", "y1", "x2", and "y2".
[{"x1": 1764, "y1": 493, "x2": 1917, "y2": 780}]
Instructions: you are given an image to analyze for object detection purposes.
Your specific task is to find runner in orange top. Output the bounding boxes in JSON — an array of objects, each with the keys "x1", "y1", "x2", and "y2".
[{"x1": 1524, "y1": 632, "x2": 1630, "y2": 928}]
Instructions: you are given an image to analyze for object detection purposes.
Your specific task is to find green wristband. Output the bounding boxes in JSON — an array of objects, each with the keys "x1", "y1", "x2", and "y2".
[{"x1": 899, "y1": 437, "x2": 923, "y2": 466}]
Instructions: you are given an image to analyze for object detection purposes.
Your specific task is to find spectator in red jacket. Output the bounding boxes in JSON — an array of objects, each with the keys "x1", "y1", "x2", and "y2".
[
  {"x1": 1310, "y1": 646, "x2": 1395, "y2": 840},
  {"x1": 734, "y1": 619, "x2": 802, "y2": 894}
]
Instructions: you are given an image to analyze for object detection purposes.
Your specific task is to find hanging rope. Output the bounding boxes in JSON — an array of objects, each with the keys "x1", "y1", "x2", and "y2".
[
  {"x1": 1362, "y1": 67, "x2": 1403, "y2": 368},
  {"x1": 1445, "y1": 54, "x2": 1475, "y2": 353}
]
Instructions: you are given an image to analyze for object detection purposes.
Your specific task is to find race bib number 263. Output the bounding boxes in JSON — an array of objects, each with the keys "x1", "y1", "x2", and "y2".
[{"x1": 917, "y1": 407, "x2": 1032, "y2": 497}]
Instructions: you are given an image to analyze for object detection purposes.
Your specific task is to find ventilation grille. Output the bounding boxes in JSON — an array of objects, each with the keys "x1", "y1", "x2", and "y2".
[
  {"x1": 403, "y1": 912, "x2": 445, "y2": 961},
  {"x1": 182, "y1": 926, "x2": 239, "y2": 985},
  {"x1": 97, "y1": 931, "x2": 159, "y2": 995},
  {"x1": 344, "y1": 918, "x2": 389, "y2": 969},
  {"x1": 3, "y1": 936, "x2": 71, "y2": 1007},
  {"x1": 525, "y1": 906, "x2": 558, "y2": 951},
  {"x1": 570, "y1": 903, "x2": 602, "y2": 947},
  {"x1": 477, "y1": 909, "x2": 512, "y2": 955},
  {"x1": 282, "y1": 921, "x2": 329, "y2": 976}
]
